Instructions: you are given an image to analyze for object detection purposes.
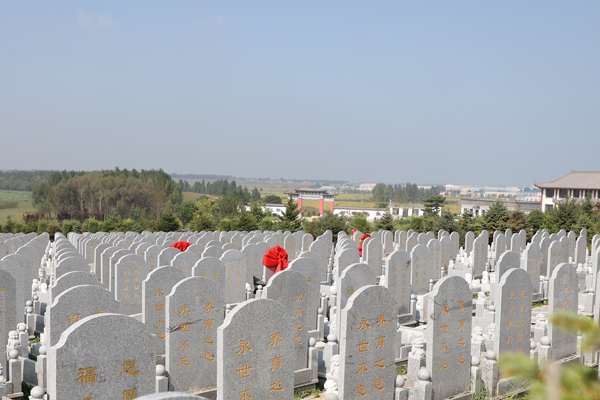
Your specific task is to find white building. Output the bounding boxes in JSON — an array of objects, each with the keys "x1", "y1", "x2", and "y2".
[{"x1": 534, "y1": 171, "x2": 600, "y2": 212}]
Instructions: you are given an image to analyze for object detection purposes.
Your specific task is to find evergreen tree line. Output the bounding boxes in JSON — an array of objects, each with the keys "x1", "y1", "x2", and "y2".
[
  {"x1": 372, "y1": 183, "x2": 443, "y2": 207},
  {"x1": 177, "y1": 179, "x2": 261, "y2": 202}
]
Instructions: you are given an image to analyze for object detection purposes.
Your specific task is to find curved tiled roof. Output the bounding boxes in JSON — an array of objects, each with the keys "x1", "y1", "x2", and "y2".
[{"x1": 534, "y1": 171, "x2": 600, "y2": 190}]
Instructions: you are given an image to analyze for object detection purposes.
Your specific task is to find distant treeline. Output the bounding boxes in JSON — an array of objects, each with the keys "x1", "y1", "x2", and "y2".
[
  {"x1": 177, "y1": 179, "x2": 261, "y2": 202},
  {"x1": 170, "y1": 173, "x2": 234, "y2": 180},
  {"x1": 373, "y1": 183, "x2": 444, "y2": 205},
  {"x1": 32, "y1": 168, "x2": 182, "y2": 221},
  {"x1": 0, "y1": 170, "x2": 56, "y2": 191}
]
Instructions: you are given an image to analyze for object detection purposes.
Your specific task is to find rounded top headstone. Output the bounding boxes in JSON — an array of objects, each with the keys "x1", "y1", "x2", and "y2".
[
  {"x1": 8, "y1": 349, "x2": 18, "y2": 360},
  {"x1": 485, "y1": 350, "x2": 496, "y2": 361},
  {"x1": 30, "y1": 386, "x2": 45, "y2": 399},
  {"x1": 308, "y1": 337, "x2": 316, "y2": 347},
  {"x1": 471, "y1": 355, "x2": 480, "y2": 366},
  {"x1": 33, "y1": 294, "x2": 39, "y2": 301},
  {"x1": 26, "y1": 300, "x2": 33, "y2": 307},
  {"x1": 396, "y1": 375, "x2": 405, "y2": 387},
  {"x1": 39, "y1": 346, "x2": 47, "y2": 355},
  {"x1": 17, "y1": 323, "x2": 27, "y2": 332},
  {"x1": 330, "y1": 286, "x2": 337, "y2": 295},
  {"x1": 541, "y1": 336, "x2": 551, "y2": 346},
  {"x1": 318, "y1": 307, "x2": 323, "y2": 315},
  {"x1": 26, "y1": 306, "x2": 33, "y2": 314},
  {"x1": 488, "y1": 304, "x2": 496, "y2": 312},
  {"x1": 530, "y1": 340, "x2": 537, "y2": 350},
  {"x1": 156, "y1": 364, "x2": 166, "y2": 376},
  {"x1": 417, "y1": 367, "x2": 430, "y2": 381},
  {"x1": 327, "y1": 333, "x2": 338, "y2": 343}
]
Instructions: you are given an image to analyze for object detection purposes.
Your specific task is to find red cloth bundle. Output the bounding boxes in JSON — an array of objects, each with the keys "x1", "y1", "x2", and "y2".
[
  {"x1": 358, "y1": 234, "x2": 371, "y2": 257},
  {"x1": 170, "y1": 241, "x2": 193, "y2": 252},
  {"x1": 263, "y1": 246, "x2": 289, "y2": 273}
]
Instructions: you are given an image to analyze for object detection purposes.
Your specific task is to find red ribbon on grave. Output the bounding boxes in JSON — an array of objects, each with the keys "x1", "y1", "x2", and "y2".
[
  {"x1": 263, "y1": 246, "x2": 289, "y2": 273},
  {"x1": 358, "y1": 234, "x2": 371, "y2": 257},
  {"x1": 170, "y1": 241, "x2": 193, "y2": 252}
]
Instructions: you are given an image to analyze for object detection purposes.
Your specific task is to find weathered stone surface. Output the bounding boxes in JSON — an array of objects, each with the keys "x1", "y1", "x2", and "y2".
[
  {"x1": 47, "y1": 313, "x2": 155, "y2": 399},
  {"x1": 217, "y1": 298, "x2": 294, "y2": 400}
]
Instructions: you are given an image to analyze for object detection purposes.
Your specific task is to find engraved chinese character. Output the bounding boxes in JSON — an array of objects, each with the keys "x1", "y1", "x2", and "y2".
[
  {"x1": 295, "y1": 308, "x2": 303, "y2": 317},
  {"x1": 457, "y1": 354, "x2": 465, "y2": 364},
  {"x1": 122, "y1": 389, "x2": 137, "y2": 400},
  {"x1": 441, "y1": 304, "x2": 450, "y2": 315},
  {"x1": 68, "y1": 314, "x2": 81, "y2": 324},
  {"x1": 205, "y1": 319, "x2": 214, "y2": 329},
  {"x1": 440, "y1": 360, "x2": 447, "y2": 370},
  {"x1": 458, "y1": 319, "x2": 466, "y2": 330},
  {"x1": 204, "y1": 352, "x2": 215, "y2": 362},
  {"x1": 356, "y1": 363, "x2": 368, "y2": 375},
  {"x1": 75, "y1": 367, "x2": 96, "y2": 384},
  {"x1": 441, "y1": 324, "x2": 449, "y2": 334},
  {"x1": 348, "y1": 286, "x2": 355, "y2": 295},
  {"x1": 237, "y1": 364, "x2": 252, "y2": 379},
  {"x1": 180, "y1": 323, "x2": 190, "y2": 332},
  {"x1": 269, "y1": 332, "x2": 283, "y2": 347},
  {"x1": 155, "y1": 303, "x2": 164, "y2": 312},
  {"x1": 376, "y1": 314, "x2": 388, "y2": 327},
  {"x1": 521, "y1": 289, "x2": 527, "y2": 297},
  {"x1": 155, "y1": 318, "x2": 164, "y2": 326},
  {"x1": 179, "y1": 340, "x2": 190, "y2": 350},
  {"x1": 509, "y1": 291, "x2": 516, "y2": 299},
  {"x1": 457, "y1": 337, "x2": 466, "y2": 346},
  {"x1": 269, "y1": 381, "x2": 283, "y2": 392},
  {"x1": 374, "y1": 378, "x2": 384, "y2": 391},
  {"x1": 204, "y1": 336, "x2": 215, "y2": 345},
  {"x1": 358, "y1": 317, "x2": 371, "y2": 330},
  {"x1": 239, "y1": 389, "x2": 253, "y2": 400},
  {"x1": 237, "y1": 340, "x2": 252, "y2": 354},
  {"x1": 509, "y1": 305, "x2": 515, "y2": 314},
  {"x1": 357, "y1": 340, "x2": 369, "y2": 352},
  {"x1": 119, "y1": 361, "x2": 139, "y2": 376},
  {"x1": 374, "y1": 358, "x2": 385, "y2": 369},
  {"x1": 375, "y1": 335, "x2": 386, "y2": 349},
  {"x1": 458, "y1": 301, "x2": 467, "y2": 312},
  {"x1": 269, "y1": 356, "x2": 283, "y2": 371},
  {"x1": 507, "y1": 336, "x2": 514, "y2": 344},
  {"x1": 205, "y1": 302, "x2": 215, "y2": 312},
  {"x1": 296, "y1": 294, "x2": 304, "y2": 303},
  {"x1": 356, "y1": 385, "x2": 367, "y2": 397},
  {"x1": 179, "y1": 304, "x2": 191, "y2": 315},
  {"x1": 508, "y1": 321, "x2": 515, "y2": 328},
  {"x1": 440, "y1": 342, "x2": 448, "y2": 352}
]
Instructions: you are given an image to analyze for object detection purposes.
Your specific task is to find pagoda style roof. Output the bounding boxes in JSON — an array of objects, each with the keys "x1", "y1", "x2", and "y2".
[
  {"x1": 285, "y1": 188, "x2": 333, "y2": 195},
  {"x1": 534, "y1": 171, "x2": 600, "y2": 190}
]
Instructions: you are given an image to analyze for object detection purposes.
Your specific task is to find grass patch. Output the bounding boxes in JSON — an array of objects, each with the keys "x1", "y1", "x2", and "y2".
[
  {"x1": 0, "y1": 190, "x2": 35, "y2": 223},
  {"x1": 294, "y1": 388, "x2": 323, "y2": 399},
  {"x1": 532, "y1": 301, "x2": 548, "y2": 308},
  {"x1": 0, "y1": 200, "x2": 18, "y2": 209}
]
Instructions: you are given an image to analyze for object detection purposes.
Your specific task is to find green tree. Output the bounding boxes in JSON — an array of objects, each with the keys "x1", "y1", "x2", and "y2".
[
  {"x1": 553, "y1": 199, "x2": 580, "y2": 232},
  {"x1": 351, "y1": 214, "x2": 371, "y2": 234},
  {"x1": 236, "y1": 211, "x2": 259, "y2": 231},
  {"x1": 276, "y1": 200, "x2": 302, "y2": 232},
  {"x1": 172, "y1": 201, "x2": 198, "y2": 225},
  {"x1": 526, "y1": 210, "x2": 545, "y2": 232},
  {"x1": 423, "y1": 195, "x2": 446, "y2": 215},
  {"x1": 372, "y1": 183, "x2": 389, "y2": 208},
  {"x1": 483, "y1": 200, "x2": 510, "y2": 236},
  {"x1": 156, "y1": 213, "x2": 181, "y2": 232},
  {"x1": 433, "y1": 211, "x2": 458, "y2": 234},
  {"x1": 263, "y1": 194, "x2": 282, "y2": 204},
  {"x1": 191, "y1": 213, "x2": 215, "y2": 231},
  {"x1": 214, "y1": 194, "x2": 241, "y2": 219},
  {"x1": 251, "y1": 188, "x2": 262, "y2": 201},
  {"x1": 508, "y1": 209, "x2": 527, "y2": 232},
  {"x1": 373, "y1": 213, "x2": 394, "y2": 231},
  {"x1": 219, "y1": 217, "x2": 234, "y2": 231},
  {"x1": 500, "y1": 310, "x2": 600, "y2": 400},
  {"x1": 304, "y1": 212, "x2": 348, "y2": 243}
]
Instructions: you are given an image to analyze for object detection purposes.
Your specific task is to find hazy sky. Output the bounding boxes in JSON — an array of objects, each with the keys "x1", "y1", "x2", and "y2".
[{"x1": 1, "y1": 2, "x2": 598, "y2": 187}]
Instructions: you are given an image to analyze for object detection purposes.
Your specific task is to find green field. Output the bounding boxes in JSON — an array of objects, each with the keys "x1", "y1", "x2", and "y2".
[{"x1": 0, "y1": 190, "x2": 35, "y2": 223}]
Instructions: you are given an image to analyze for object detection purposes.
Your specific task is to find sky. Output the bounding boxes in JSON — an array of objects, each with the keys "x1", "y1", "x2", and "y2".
[{"x1": 1, "y1": 2, "x2": 599, "y2": 187}]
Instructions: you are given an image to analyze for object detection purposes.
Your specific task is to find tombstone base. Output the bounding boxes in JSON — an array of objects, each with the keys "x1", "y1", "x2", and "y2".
[{"x1": 191, "y1": 387, "x2": 216, "y2": 400}]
